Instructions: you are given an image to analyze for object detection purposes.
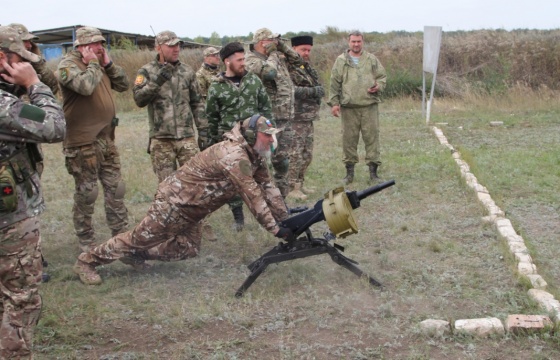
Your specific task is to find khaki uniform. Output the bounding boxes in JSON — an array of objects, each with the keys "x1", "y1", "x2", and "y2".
[
  {"x1": 58, "y1": 50, "x2": 130, "y2": 246},
  {"x1": 288, "y1": 61, "x2": 322, "y2": 188},
  {"x1": 133, "y1": 55, "x2": 208, "y2": 182},
  {"x1": 328, "y1": 50, "x2": 387, "y2": 166},
  {"x1": 0, "y1": 81, "x2": 66, "y2": 359},
  {"x1": 245, "y1": 44, "x2": 303, "y2": 196},
  {"x1": 78, "y1": 122, "x2": 288, "y2": 266}
]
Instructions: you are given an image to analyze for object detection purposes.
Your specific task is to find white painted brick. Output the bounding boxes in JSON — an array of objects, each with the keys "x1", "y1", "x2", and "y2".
[{"x1": 455, "y1": 318, "x2": 505, "y2": 337}]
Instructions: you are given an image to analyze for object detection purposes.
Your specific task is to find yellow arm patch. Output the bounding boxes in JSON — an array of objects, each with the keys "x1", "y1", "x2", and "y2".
[
  {"x1": 239, "y1": 159, "x2": 252, "y2": 176},
  {"x1": 134, "y1": 74, "x2": 146, "y2": 86}
]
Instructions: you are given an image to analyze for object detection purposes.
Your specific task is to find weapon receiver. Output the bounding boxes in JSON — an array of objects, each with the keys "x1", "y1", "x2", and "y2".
[{"x1": 235, "y1": 179, "x2": 396, "y2": 297}]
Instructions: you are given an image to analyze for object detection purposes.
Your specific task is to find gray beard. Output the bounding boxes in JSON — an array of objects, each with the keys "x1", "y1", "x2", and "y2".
[{"x1": 256, "y1": 148, "x2": 271, "y2": 160}]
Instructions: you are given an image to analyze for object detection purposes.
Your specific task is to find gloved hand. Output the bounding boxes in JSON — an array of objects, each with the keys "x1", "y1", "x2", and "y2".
[
  {"x1": 314, "y1": 85, "x2": 325, "y2": 98},
  {"x1": 155, "y1": 64, "x2": 173, "y2": 86},
  {"x1": 197, "y1": 129, "x2": 212, "y2": 150},
  {"x1": 275, "y1": 226, "x2": 295, "y2": 242},
  {"x1": 276, "y1": 39, "x2": 290, "y2": 54},
  {"x1": 263, "y1": 41, "x2": 277, "y2": 55}
]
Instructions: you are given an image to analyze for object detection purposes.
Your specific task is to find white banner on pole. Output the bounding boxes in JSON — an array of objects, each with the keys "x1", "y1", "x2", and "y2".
[{"x1": 422, "y1": 26, "x2": 442, "y2": 123}]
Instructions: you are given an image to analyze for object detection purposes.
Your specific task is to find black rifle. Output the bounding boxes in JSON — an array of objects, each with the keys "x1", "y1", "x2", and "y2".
[{"x1": 235, "y1": 179, "x2": 396, "y2": 297}]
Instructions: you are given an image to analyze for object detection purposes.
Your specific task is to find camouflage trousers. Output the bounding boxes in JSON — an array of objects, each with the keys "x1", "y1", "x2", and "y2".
[
  {"x1": 271, "y1": 119, "x2": 293, "y2": 197},
  {"x1": 287, "y1": 121, "x2": 314, "y2": 186},
  {"x1": 341, "y1": 104, "x2": 381, "y2": 165},
  {"x1": 79, "y1": 194, "x2": 202, "y2": 265},
  {"x1": 149, "y1": 137, "x2": 199, "y2": 183},
  {"x1": 0, "y1": 217, "x2": 43, "y2": 359},
  {"x1": 64, "y1": 138, "x2": 128, "y2": 245}
]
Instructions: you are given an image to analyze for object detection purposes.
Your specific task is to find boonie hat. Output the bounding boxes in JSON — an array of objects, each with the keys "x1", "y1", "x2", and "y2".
[
  {"x1": 156, "y1": 30, "x2": 183, "y2": 46},
  {"x1": 242, "y1": 115, "x2": 281, "y2": 135},
  {"x1": 253, "y1": 28, "x2": 280, "y2": 43},
  {"x1": 74, "y1": 26, "x2": 106, "y2": 47},
  {"x1": 203, "y1": 46, "x2": 219, "y2": 57},
  {"x1": 8, "y1": 23, "x2": 38, "y2": 41},
  {"x1": 0, "y1": 26, "x2": 40, "y2": 62}
]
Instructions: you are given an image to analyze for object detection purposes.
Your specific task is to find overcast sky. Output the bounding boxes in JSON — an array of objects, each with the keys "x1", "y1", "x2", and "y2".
[{"x1": 5, "y1": 0, "x2": 559, "y2": 39}]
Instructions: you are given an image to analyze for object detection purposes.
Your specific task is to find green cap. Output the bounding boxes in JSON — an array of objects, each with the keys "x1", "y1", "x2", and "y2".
[{"x1": 74, "y1": 26, "x2": 106, "y2": 47}]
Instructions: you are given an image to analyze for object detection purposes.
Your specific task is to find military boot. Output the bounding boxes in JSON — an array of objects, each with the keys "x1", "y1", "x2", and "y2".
[
  {"x1": 202, "y1": 221, "x2": 218, "y2": 242},
  {"x1": 300, "y1": 182, "x2": 316, "y2": 195},
  {"x1": 343, "y1": 163, "x2": 355, "y2": 185},
  {"x1": 231, "y1": 206, "x2": 244, "y2": 232},
  {"x1": 73, "y1": 259, "x2": 102, "y2": 285},
  {"x1": 368, "y1": 163, "x2": 380, "y2": 180},
  {"x1": 287, "y1": 183, "x2": 308, "y2": 201}
]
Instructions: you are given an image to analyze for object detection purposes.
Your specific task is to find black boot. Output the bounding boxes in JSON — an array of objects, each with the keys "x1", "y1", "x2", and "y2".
[
  {"x1": 343, "y1": 163, "x2": 355, "y2": 184},
  {"x1": 231, "y1": 206, "x2": 244, "y2": 232},
  {"x1": 369, "y1": 163, "x2": 379, "y2": 180}
]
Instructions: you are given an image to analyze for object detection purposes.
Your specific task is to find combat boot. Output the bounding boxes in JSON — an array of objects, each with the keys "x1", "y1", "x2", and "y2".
[
  {"x1": 300, "y1": 183, "x2": 316, "y2": 195},
  {"x1": 368, "y1": 163, "x2": 380, "y2": 180},
  {"x1": 343, "y1": 163, "x2": 355, "y2": 185},
  {"x1": 73, "y1": 259, "x2": 102, "y2": 285},
  {"x1": 231, "y1": 206, "x2": 244, "y2": 232},
  {"x1": 202, "y1": 221, "x2": 218, "y2": 242},
  {"x1": 287, "y1": 183, "x2": 308, "y2": 201}
]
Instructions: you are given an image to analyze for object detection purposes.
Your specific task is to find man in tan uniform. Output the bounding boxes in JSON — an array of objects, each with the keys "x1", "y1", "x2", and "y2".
[
  {"x1": 57, "y1": 26, "x2": 130, "y2": 252},
  {"x1": 74, "y1": 116, "x2": 294, "y2": 285},
  {"x1": 196, "y1": 46, "x2": 220, "y2": 100}
]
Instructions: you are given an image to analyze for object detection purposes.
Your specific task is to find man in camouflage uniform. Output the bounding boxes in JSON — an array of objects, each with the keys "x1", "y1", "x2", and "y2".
[
  {"x1": 195, "y1": 46, "x2": 220, "y2": 100},
  {"x1": 73, "y1": 116, "x2": 294, "y2": 285},
  {"x1": 8, "y1": 23, "x2": 59, "y2": 96},
  {"x1": 206, "y1": 42, "x2": 272, "y2": 230},
  {"x1": 245, "y1": 28, "x2": 304, "y2": 198},
  {"x1": 0, "y1": 26, "x2": 66, "y2": 358},
  {"x1": 286, "y1": 35, "x2": 324, "y2": 201},
  {"x1": 328, "y1": 31, "x2": 386, "y2": 183},
  {"x1": 57, "y1": 26, "x2": 130, "y2": 252},
  {"x1": 133, "y1": 30, "x2": 215, "y2": 241}
]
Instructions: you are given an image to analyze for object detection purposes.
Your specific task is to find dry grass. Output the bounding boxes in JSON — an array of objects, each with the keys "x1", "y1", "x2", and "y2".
[{"x1": 32, "y1": 91, "x2": 560, "y2": 359}]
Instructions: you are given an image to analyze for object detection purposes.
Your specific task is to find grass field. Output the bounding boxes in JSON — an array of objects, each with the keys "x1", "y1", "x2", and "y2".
[{"x1": 33, "y1": 94, "x2": 560, "y2": 359}]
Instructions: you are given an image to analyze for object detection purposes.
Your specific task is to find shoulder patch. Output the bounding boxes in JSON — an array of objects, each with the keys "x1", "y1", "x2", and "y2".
[
  {"x1": 238, "y1": 159, "x2": 252, "y2": 176},
  {"x1": 134, "y1": 74, "x2": 146, "y2": 86},
  {"x1": 19, "y1": 104, "x2": 46, "y2": 123},
  {"x1": 59, "y1": 68, "x2": 68, "y2": 82}
]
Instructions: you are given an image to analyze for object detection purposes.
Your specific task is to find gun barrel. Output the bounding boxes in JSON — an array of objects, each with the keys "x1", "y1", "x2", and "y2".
[{"x1": 356, "y1": 180, "x2": 396, "y2": 201}]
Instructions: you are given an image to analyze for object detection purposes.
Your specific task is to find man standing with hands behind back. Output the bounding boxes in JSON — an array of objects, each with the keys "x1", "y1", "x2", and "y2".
[
  {"x1": 328, "y1": 30, "x2": 386, "y2": 184},
  {"x1": 57, "y1": 26, "x2": 130, "y2": 253}
]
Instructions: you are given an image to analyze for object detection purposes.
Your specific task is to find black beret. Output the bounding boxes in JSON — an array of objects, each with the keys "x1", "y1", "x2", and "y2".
[
  {"x1": 291, "y1": 35, "x2": 313, "y2": 47},
  {"x1": 219, "y1": 42, "x2": 245, "y2": 61}
]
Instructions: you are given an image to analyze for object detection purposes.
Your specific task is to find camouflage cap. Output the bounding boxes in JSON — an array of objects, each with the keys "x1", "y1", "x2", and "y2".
[
  {"x1": 156, "y1": 30, "x2": 183, "y2": 46},
  {"x1": 74, "y1": 26, "x2": 106, "y2": 47},
  {"x1": 203, "y1": 46, "x2": 219, "y2": 57},
  {"x1": 0, "y1": 26, "x2": 40, "y2": 62},
  {"x1": 242, "y1": 115, "x2": 281, "y2": 135},
  {"x1": 253, "y1": 28, "x2": 280, "y2": 43},
  {"x1": 8, "y1": 23, "x2": 38, "y2": 41}
]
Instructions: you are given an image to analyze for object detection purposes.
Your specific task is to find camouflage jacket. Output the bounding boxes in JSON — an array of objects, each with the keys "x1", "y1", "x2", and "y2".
[
  {"x1": 57, "y1": 50, "x2": 129, "y2": 147},
  {"x1": 288, "y1": 61, "x2": 322, "y2": 122},
  {"x1": 195, "y1": 63, "x2": 219, "y2": 100},
  {"x1": 30, "y1": 41, "x2": 59, "y2": 95},
  {"x1": 328, "y1": 50, "x2": 387, "y2": 108},
  {"x1": 160, "y1": 121, "x2": 288, "y2": 233},
  {"x1": 206, "y1": 71, "x2": 272, "y2": 142},
  {"x1": 0, "y1": 82, "x2": 66, "y2": 229},
  {"x1": 245, "y1": 45, "x2": 303, "y2": 121},
  {"x1": 133, "y1": 55, "x2": 207, "y2": 140}
]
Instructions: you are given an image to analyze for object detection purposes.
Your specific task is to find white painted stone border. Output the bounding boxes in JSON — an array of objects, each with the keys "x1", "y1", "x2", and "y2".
[{"x1": 427, "y1": 126, "x2": 559, "y2": 328}]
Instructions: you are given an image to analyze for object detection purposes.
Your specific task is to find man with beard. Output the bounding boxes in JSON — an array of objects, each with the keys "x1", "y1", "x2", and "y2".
[
  {"x1": 57, "y1": 26, "x2": 130, "y2": 253},
  {"x1": 328, "y1": 30, "x2": 386, "y2": 183},
  {"x1": 0, "y1": 26, "x2": 66, "y2": 358},
  {"x1": 205, "y1": 41, "x2": 272, "y2": 231},
  {"x1": 133, "y1": 30, "x2": 215, "y2": 241},
  {"x1": 73, "y1": 115, "x2": 294, "y2": 285},
  {"x1": 245, "y1": 28, "x2": 304, "y2": 199},
  {"x1": 286, "y1": 35, "x2": 324, "y2": 201}
]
